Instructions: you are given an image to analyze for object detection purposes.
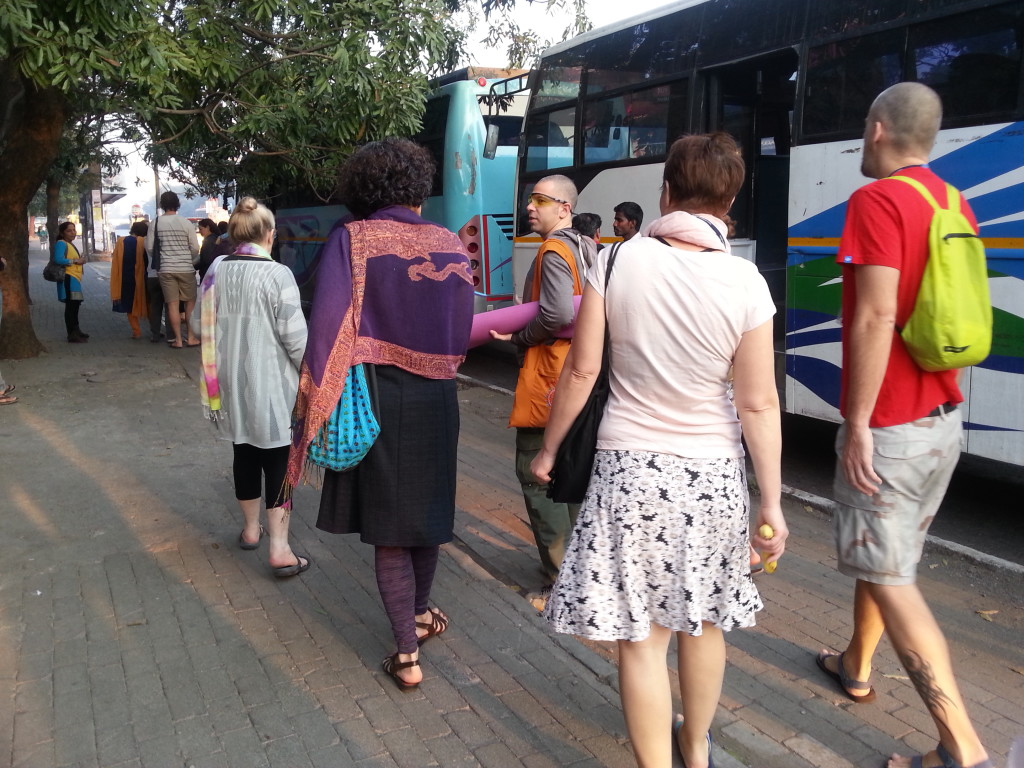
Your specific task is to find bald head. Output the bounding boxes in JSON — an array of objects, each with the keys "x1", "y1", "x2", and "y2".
[
  {"x1": 539, "y1": 174, "x2": 578, "y2": 210},
  {"x1": 869, "y1": 82, "x2": 943, "y2": 156}
]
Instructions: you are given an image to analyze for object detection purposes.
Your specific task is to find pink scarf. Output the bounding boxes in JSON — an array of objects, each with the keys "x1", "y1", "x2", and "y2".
[{"x1": 643, "y1": 211, "x2": 730, "y2": 252}]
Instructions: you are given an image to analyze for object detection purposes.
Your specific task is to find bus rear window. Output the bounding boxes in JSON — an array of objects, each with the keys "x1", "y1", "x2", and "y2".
[
  {"x1": 912, "y1": 6, "x2": 1022, "y2": 121},
  {"x1": 413, "y1": 95, "x2": 450, "y2": 197},
  {"x1": 803, "y1": 31, "x2": 902, "y2": 139}
]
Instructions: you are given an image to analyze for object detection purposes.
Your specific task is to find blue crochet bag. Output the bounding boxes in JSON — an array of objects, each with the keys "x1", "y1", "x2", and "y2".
[{"x1": 307, "y1": 363, "x2": 381, "y2": 472}]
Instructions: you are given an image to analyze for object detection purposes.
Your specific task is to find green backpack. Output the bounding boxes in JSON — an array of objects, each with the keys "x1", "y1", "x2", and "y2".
[{"x1": 887, "y1": 175, "x2": 992, "y2": 372}]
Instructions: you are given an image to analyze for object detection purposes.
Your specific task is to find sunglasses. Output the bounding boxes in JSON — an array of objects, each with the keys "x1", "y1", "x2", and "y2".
[{"x1": 527, "y1": 192, "x2": 570, "y2": 207}]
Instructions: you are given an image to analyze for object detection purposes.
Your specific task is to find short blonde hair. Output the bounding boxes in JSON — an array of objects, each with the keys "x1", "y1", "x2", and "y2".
[{"x1": 228, "y1": 197, "x2": 275, "y2": 244}]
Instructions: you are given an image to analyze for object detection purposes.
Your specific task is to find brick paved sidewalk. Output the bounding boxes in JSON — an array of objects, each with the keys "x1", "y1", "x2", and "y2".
[
  {"x1": 454, "y1": 383, "x2": 1024, "y2": 768},
  {"x1": 1, "y1": 249, "x2": 1021, "y2": 767}
]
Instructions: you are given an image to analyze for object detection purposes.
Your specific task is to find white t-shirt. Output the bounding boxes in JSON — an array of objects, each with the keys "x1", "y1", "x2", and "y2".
[{"x1": 590, "y1": 236, "x2": 775, "y2": 459}]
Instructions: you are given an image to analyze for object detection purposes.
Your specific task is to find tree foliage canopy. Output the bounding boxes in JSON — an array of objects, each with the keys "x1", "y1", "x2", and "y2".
[
  {"x1": 3, "y1": 0, "x2": 466, "y2": 203},
  {"x1": 0, "y1": 0, "x2": 588, "y2": 357},
  {"x1": 0, "y1": 0, "x2": 465, "y2": 357}
]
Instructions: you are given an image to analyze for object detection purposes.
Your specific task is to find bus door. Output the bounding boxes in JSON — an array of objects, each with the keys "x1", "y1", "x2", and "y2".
[{"x1": 702, "y1": 51, "x2": 797, "y2": 321}]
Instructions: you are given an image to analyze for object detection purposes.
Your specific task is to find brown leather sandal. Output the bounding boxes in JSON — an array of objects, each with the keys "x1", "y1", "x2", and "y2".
[
  {"x1": 382, "y1": 653, "x2": 420, "y2": 691},
  {"x1": 416, "y1": 608, "x2": 449, "y2": 646}
]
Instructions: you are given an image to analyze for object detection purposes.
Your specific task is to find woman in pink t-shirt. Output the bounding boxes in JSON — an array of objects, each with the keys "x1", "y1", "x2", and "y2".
[{"x1": 533, "y1": 133, "x2": 787, "y2": 768}]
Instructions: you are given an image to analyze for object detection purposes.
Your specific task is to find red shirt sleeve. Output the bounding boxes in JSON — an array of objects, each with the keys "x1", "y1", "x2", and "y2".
[{"x1": 837, "y1": 184, "x2": 906, "y2": 270}]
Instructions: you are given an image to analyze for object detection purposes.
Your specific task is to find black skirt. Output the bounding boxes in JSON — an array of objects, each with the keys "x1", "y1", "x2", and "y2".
[{"x1": 317, "y1": 365, "x2": 459, "y2": 547}]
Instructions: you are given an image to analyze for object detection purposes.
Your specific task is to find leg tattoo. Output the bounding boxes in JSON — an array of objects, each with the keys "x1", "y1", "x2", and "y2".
[{"x1": 899, "y1": 649, "x2": 957, "y2": 724}]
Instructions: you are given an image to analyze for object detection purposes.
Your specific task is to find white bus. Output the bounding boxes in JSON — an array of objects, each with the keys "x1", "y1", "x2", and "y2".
[{"x1": 513, "y1": 0, "x2": 1024, "y2": 465}]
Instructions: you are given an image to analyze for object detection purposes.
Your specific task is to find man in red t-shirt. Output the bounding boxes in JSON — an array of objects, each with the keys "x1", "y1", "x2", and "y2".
[{"x1": 816, "y1": 83, "x2": 991, "y2": 768}]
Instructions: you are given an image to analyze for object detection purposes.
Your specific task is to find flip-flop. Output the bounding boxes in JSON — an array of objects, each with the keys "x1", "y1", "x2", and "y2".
[
  {"x1": 238, "y1": 525, "x2": 265, "y2": 550},
  {"x1": 1, "y1": 384, "x2": 15, "y2": 396},
  {"x1": 185, "y1": 341, "x2": 201, "y2": 347},
  {"x1": 272, "y1": 555, "x2": 311, "y2": 579},
  {"x1": 905, "y1": 743, "x2": 993, "y2": 768},
  {"x1": 673, "y1": 715, "x2": 714, "y2": 768},
  {"x1": 816, "y1": 650, "x2": 876, "y2": 703},
  {"x1": 0, "y1": 395, "x2": 17, "y2": 406}
]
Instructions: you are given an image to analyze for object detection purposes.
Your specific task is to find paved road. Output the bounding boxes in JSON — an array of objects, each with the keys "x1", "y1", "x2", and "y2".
[{"x1": 0, "y1": 250, "x2": 1020, "y2": 767}]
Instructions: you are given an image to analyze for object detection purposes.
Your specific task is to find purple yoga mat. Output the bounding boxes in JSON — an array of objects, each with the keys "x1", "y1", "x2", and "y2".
[{"x1": 468, "y1": 295, "x2": 583, "y2": 348}]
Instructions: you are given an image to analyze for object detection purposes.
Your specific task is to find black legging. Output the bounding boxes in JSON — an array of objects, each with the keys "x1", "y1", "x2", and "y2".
[
  {"x1": 375, "y1": 546, "x2": 440, "y2": 654},
  {"x1": 63, "y1": 275, "x2": 82, "y2": 337},
  {"x1": 232, "y1": 443, "x2": 291, "y2": 508}
]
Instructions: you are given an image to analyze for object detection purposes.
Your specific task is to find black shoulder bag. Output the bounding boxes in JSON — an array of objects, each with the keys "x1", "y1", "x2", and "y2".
[
  {"x1": 546, "y1": 241, "x2": 622, "y2": 504},
  {"x1": 149, "y1": 215, "x2": 161, "y2": 272}
]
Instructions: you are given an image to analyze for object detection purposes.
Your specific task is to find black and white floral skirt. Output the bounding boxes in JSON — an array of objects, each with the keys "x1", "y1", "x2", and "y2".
[{"x1": 543, "y1": 450, "x2": 763, "y2": 641}]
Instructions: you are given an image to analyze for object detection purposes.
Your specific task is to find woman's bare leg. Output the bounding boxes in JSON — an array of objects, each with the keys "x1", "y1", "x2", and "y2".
[
  {"x1": 618, "y1": 623, "x2": 673, "y2": 768},
  {"x1": 675, "y1": 622, "x2": 726, "y2": 768}
]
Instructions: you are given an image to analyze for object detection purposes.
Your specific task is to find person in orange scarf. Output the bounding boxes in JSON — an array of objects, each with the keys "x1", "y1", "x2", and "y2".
[{"x1": 110, "y1": 221, "x2": 150, "y2": 338}]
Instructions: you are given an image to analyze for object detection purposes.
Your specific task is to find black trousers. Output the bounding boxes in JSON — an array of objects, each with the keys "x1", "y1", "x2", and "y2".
[
  {"x1": 145, "y1": 276, "x2": 167, "y2": 337},
  {"x1": 62, "y1": 276, "x2": 82, "y2": 336}
]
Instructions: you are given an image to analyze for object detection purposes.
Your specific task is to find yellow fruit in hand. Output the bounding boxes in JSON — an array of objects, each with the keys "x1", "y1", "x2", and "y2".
[{"x1": 758, "y1": 524, "x2": 777, "y2": 573}]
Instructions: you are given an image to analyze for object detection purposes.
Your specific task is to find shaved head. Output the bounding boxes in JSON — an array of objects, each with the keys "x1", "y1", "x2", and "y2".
[
  {"x1": 538, "y1": 174, "x2": 578, "y2": 210},
  {"x1": 869, "y1": 82, "x2": 943, "y2": 155}
]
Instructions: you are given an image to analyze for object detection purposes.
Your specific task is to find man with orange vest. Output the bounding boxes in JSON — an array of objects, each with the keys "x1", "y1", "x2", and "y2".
[{"x1": 492, "y1": 174, "x2": 589, "y2": 593}]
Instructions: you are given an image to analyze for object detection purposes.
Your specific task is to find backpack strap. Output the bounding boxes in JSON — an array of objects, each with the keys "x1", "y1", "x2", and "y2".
[{"x1": 885, "y1": 175, "x2": 961, "y2": 214}]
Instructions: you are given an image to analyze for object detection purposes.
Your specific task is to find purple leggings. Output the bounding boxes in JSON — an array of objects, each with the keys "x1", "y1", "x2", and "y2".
[{"x1": 374, "y1": 545, "x2": 440, "y2": 654}]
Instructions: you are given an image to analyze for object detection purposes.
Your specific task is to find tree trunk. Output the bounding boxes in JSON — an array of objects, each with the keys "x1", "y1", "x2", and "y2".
[
  {"x1": 0, "y1": 61, "x2": 67, "y2": 359},
  {"x1": 46, "y1": 175, "x2": 61, "y2": 262}
]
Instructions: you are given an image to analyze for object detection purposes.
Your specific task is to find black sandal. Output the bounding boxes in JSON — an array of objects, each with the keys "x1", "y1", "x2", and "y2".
[
  {"x1": 416, "y1": 608, "x2": 449, "y2": 646},
  {"x1": 382, "y1": 653, "x2": 420, "y2": 691},
  {"x1": 238, "y1": 525, "x2": 265, "y2": 550}
]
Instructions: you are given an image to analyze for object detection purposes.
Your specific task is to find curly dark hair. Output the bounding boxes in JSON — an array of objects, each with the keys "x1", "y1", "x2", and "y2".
[{"x1": 337, "y1": 138, "x2": 436, "y2": 220}]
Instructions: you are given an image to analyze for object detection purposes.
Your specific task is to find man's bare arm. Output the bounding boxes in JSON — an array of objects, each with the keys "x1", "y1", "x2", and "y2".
[{"x1": 842, "y1": 264, "x2": 899, "y2": 495}]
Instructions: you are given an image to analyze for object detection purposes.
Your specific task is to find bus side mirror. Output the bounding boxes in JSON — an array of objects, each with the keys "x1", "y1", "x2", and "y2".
[{"x1": 484, "y1": 124, "x2": 499, "y2": 159}]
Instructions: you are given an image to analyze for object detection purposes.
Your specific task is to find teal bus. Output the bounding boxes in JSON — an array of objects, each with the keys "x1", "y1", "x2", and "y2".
[
  {"x1": 276, "y1": 67, "x2": 528, "y2": 313},
  {"x1": 514, "y1": 0, "x2": 1024, "y2": 465}
]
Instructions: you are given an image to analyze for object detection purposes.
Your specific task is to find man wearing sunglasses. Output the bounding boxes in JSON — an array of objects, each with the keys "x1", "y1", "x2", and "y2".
[{"x1": 491, "y1": 175, "x2": 589, "y2": 601}]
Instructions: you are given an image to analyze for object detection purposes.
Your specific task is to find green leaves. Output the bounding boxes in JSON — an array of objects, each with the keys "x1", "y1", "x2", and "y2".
[{"x1": 3, "y1": 0, "x2": 580, "y2": 204}]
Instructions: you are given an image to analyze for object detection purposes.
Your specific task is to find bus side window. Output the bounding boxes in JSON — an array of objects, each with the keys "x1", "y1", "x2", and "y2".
[
  {"x1": 525, "y1": 108, "x2": 575, "y2": 171},
  {"x1": 803, "y1": 31, "x2": 902, "y2": 139},
  {"x1": 912, "y1": 5, "x2": 1022, "y2": 122},
  {"x1": 582, "y1": 85, "x2": 674, "y2": 165}
]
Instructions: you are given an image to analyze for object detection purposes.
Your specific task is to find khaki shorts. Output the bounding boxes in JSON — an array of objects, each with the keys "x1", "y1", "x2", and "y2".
[
  {"x1": 159, "y1": 271, "x2": 197, "y2": 303},
  {"x1": 832, "y1": 409, "x2": 962, "y2": 586}
]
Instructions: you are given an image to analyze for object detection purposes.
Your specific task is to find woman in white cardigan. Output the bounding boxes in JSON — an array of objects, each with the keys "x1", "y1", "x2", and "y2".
[{"x1": 195, "y1": 197, "x2": 310, "y2": 578}]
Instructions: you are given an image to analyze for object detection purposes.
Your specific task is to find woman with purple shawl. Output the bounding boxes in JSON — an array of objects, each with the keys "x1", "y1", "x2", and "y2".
[{"x1": 287, "y1": 138, "x2": 474, "y2": 691}]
